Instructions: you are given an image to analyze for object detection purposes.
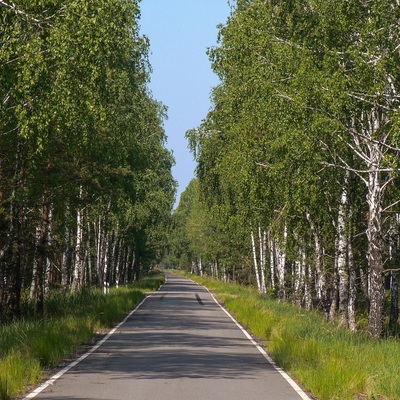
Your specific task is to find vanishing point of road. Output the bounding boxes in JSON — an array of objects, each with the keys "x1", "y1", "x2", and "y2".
[{"x1": 23, "y1": 273, "x2": 311, "y2": 400}]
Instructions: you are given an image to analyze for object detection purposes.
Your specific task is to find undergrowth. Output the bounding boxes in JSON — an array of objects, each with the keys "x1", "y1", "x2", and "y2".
[
  {"x1": 0, "y1": 271, "x2": 164, "y2": 400},
  {"x1": 187, "y1": 273, "x2": 400, "y2": 400}
]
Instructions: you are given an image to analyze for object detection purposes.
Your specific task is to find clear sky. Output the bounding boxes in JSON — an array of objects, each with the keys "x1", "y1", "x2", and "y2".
[{"x1": 139, "y1": 0, "x2": 231, "y2": 208}]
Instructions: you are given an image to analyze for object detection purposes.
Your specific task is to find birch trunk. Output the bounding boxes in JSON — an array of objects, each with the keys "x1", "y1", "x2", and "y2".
[
  {"x1": 306, "y1": 213, "x2": 326, "y2": 304},
  {"x1": 0, "y1": 246, "x2": 4, "y2": 315},
  {"x1": 250, "y1": 227, "x2": 261, "y2": 291},
  {"x1": 259, "y1": 226, "x2": 266, "y2": 294},
  {"x1": 86, "y1": 216, "x2": 92, "y2": 287},
  {"x1": 337, "y1": 171, "x2": 349, "y2": 327},
  {"x1": 302, "y1": 250, "x2": 312, "y2": 310},
  {"x1": 115, "y1": 238, "x2": 122, "y2": 289},
  {"x1": 103, "y1": 232, "x2": 110, "y2": 294},
  {"x1": 44, "y1": 205, "x2": 53, "y2": 299},
  {"x1": 294, "y1": 257, "x2": 302, "y2": 306},
  {"x1": 348, "y1": 234, "x2": 357, "y2": 331},
  {"x1": 269, "y1": 237, "x2": 276, "y2": 290},
  {"x1": 389, "y1": 215, "x2": 399, "y2": 336},
  {"x1": 276, "y1": 224, "x2": 287, "y2": 300},
  {"x1": 366, "y1": 162, "x2": 385, "y2": 337},
  {"x1": 7, "y1": 141, "x2": 27, "y2": 318},
  {"x1": 95, "y1": 216, "x2": 103, "y2": 287},
  {"x1": 34, "y1": 194, "x2": 51, "y2": 317},
  {"x1": 60, "y1": 206, "x2": 71, "y2": 294},
  {"x1": 71, "y1": 188, "x2": 84, "y2": 293},
  {"x1": 129, "y1": 250, "x2": 136, "y2": 282},
  {"x1": 30, "y1": 225, "x2": 41, "y2": 299},
  {"x1": 198, "y1": 258, "x2": 203, "y2": 276},
  {"x1": 329, "y1": 244, "x2": 338, "y2": 321}
]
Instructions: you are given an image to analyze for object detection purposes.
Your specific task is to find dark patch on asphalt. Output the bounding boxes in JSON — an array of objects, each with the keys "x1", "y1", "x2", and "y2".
[{"x1": 195, "y1": 293, "x2": 204, "y2": 306}]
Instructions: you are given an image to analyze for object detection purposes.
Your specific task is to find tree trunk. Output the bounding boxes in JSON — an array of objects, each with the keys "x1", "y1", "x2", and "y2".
[
  {"x1": 306, "y1": 213, "x2": 326, "y2": 305},
  {"x1": 366, "y1": 163, "x2": 385, "y2": 338},
  {"x1": 329, "y1": 250, "x2": 338, "y2": 322},
  {"x1": 44, "y1": 204, "x2": 53, "y2": 299},
  {"x1": 259, "y1": 226, "x2": 266, "y2": 293},
  {"x1": 294, "y1": 253, "x2": 302, "y2": 306},
  {"x1": 35, "y1": 194, "x2": 51, "y2": 318},
  {"x1": 86, "y1": 216, "x2": 92, "y2": 287},
  {"x1": 268, "y1": 236, "x2": 276, "y2": 291},
  {"x1": 60, "y1": 207, "x2": 71, "y2": 294},
  {"x1": 30, "y1": 225, "x2": 41, "y2": 300},
  {"x1": 250, "y1": 227, "x2": 261, "y2": 291},
  {"x1": 389, "y1": 215, "x2": 399, "y2": 336},
  {"x1": 337, "y1": 171, "x2": 349, "y2": 327},
  {"x1": 302, "y1": 250, "x2": 312, "y2": 310},
  {"x1": 276, "y1": 224, "x2": 287, "y2": 300},
  {"x1": 198, "y1": 257, "x2": 203, "y2": 276},
  {"x1": 71, "y1": 188, "x2": 84, "y2": 293},
  {"x1": 348, "y1": 234, "x2": 357, "y2": 332},
  {"x1": 7, "y1": 145, "x2": 27, "y2": 318},
  {"x1": 115, "y1": 238, "x2": 122, "y2": 289},
  {"x1": 103, "y1": 232, "x2": 110, "y2": 294}
]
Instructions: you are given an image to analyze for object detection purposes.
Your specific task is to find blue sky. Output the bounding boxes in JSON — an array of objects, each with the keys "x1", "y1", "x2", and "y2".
[{"x1": 139, "y1": 0, "x2": 231, "y2": 208}]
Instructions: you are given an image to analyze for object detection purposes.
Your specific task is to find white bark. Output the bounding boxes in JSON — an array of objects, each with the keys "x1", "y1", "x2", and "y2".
[
  {"x1": 71, "y1": 187, "x2": 83, "y2": 293},
  {"x1": 95, "y1": 216, "x2": 102, "y2": 286},
  {"x1": 306, "y1": 212, "x2": 325, "y2": 302},
  {"x1": 60, "y1": 206, "x2": 71, "y2": 294},
  {"x1": 348, "y1": 235, "x2": 357, "y2": 331},
  {"x1": 337, "y1": 171, "x2": 349, "y2": 327},
  {"x1": 103, "y1": 233, "x2": 110, "y2": 294},
  {"x1": 30, "y1": 224, "x2": 41, "y2": 299},
  {"x1": 302, "y1": 249, "x2": 312, "y2": 310},
  {"x1": 329, "y1": 239, "x2": 339, "y2": 321},
  {"x1": 198, "y1": 258, "x2": 203, "y2": 276},
  {"x1": 115, "y1": 238, "x2": 122, "y2": 289},
  {"x1": 276, "y1": 224, "x2": 287, "y2": 300},
  {"x1": 259, "y1": 226, "x2": 266, "y2": 294},
  {"x1": 294, "y1": 255, "x2": 302, "y2": 306},
  {"x1": 86, "y1": 216, "x2": 92, "y2": 287},
  {"x1": 366, "y1": 160, "x2": 385, "y2": 337},
  {"x1": 250, "y1": 227, "x2": 261, "y2": 292},
  {"x1": 269, "y1": 237, "x2": 276, "y2": 290},
  {"x1": 44, "y1": 204, "x2": 53, "y2": 299}
]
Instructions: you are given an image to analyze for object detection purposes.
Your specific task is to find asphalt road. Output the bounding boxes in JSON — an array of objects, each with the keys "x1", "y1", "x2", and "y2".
[{"x1": 24, "y1": 273, "x2": 311, "y2": 400}]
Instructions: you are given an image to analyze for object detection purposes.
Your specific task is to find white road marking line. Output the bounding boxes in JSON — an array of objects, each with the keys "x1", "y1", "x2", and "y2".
[
  {"x1": 23, "y1": 296, "x2": 149, "y2": 399},
  {"x1": 198, "y1": 281, "x2": 312, "y2": 400},
  {"x1": 24, "y1": 275, "x2": 311, "y2": 400},
  {"x1": 24, "y1": 276, "x2": 171, "y2": 399}
]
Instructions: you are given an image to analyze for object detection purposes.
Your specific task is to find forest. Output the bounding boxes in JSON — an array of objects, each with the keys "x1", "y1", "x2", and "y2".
[
  {"x1": 169, "y1": 0, "x2": 400, "y2": 339},
  {"x1": 0, "y1": 0, "x2": 175, "y2": 321}
]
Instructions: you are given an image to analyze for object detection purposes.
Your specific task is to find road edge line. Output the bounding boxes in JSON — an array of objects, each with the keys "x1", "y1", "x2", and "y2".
[
  {"x1": 198, "y1": 281, "x2": 312, "y2": 400},
  {"x1": 23, "y1": 295, "x2": 149, "y2": 399}
]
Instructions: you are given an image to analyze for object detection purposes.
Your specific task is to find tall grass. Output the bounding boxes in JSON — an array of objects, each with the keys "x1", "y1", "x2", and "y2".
[
  {"x1": 188, "y1": 274, "x2": 400, "y2": 400},
  {"x1": 0, "y1": 271, "x2": 164, "y2": 400}
]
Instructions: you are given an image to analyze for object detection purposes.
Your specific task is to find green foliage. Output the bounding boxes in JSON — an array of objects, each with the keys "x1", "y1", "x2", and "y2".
[
  {"x1": 0, "y1": 0, "x2": 175, "y2": 316},
  {"x1": 179, "y1": 0, "x2": 400, "y2": 337}
]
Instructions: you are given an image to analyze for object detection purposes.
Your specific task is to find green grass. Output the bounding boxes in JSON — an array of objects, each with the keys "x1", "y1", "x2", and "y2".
[
  {"x1": 0, "y1": 271, "x2": 164, "y2": 400},
  {"x1": 186, "y1": 273, "x2": 400, "y2": 400}
]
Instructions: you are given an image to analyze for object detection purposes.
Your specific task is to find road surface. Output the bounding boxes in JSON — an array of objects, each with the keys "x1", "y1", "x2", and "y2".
[{"x1": 24, "y1": 274, "x2": 311, "y2": 400}]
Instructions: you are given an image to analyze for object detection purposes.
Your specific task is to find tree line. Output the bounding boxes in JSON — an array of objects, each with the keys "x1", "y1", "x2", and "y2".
[
  {"x1": 169, "y1": 0, "x2": 400, "y2": 338},
  {"x1": 0, "y1": 0, "x2": 175, "y2": 320}
]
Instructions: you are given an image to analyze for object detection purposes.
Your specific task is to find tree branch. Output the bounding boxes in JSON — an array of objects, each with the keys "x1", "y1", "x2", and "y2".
[{"x1": 0, "y1": 1, "x2": 65, "y2": 27}]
